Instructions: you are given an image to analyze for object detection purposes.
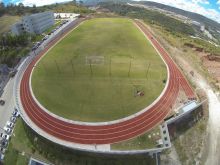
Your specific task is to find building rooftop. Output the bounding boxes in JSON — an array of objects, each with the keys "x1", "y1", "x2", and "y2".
[
  {"x1": 28, "y1": 158, "x2": 51, "y2": 165},
  {"x1": 25, "y1": 11, "x2": 53, "y2": 17},
  {"x1": 181, "y1": 101, "x2": 197, "y2": 113}
]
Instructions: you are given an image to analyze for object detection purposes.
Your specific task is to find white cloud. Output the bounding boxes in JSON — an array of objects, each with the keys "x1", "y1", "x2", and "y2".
[
  {"x1": 217, "y1": 0, "x2": 220, "y2": 11},
  {"x1": 135, "y1": 0, "x2": 220, "y2": 23},
  {"x1": 20, "y1": 0, "x2": 70, "y2": 6},
  {"x1": 192, "y1": 0, "x2": 209, "y2": 5}
]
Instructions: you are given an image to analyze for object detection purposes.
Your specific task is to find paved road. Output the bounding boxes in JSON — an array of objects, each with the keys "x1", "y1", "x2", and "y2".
[
  {"x1": 196, "y1": 80, "x2": 220, "y2": 165},
  {"x1": 0, "y1": 78, "x2": 15, "y2": 133}
]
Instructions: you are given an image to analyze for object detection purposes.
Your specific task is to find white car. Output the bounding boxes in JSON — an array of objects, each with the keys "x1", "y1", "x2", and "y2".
[
  {"x1": 6, "y1": 121, "x2": 14, "y2": 128},
  {"x1": 10, "y1": 116, "x2": 16, "y2": 123},
  {"x1": 12, "y1": 110, "x2": 19, "y2": 117},
  {"x1": 0, "y1": 153, "x2": 4, "y2": 161},
  {"x1": 3, "y1": 126, "x2": 12, "y2": 135},
  {"x1": 0, "y1": 133, "x2": 9, "y2": 141}
]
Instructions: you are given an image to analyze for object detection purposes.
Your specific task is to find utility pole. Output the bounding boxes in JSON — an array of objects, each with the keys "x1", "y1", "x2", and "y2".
[
  {"x1": 146, "y1": 62, "x2": 151, "y2": 80},
  {"x1": 71, "y1": 59, "x2": 75, "y2": 74},
  {"x1": 54, "y1": 60, "x2": 61, "y2": 74},
  {"x1": 41, "y1": 61, "x2": 47, "y2": 73},
  {"x1": 128, "y1": 59, "x2": 132, "y2": 77},
  {"x1": 89, "y1": 59, "x2": 93, "y2": 76},
  {"x1": 109, "y1": 56, "x2": 112, "y2": 77}
]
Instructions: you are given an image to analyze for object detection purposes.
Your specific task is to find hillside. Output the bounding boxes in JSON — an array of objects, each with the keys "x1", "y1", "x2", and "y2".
[
  {"x1": 43, "y1": 2, "x2": 92, "y2": 14},
  {"x1": 134, "y1": 1, "x2": 220, "y2": 30},
  {"x1": 0, "y1": 1, "x2": 92, "y2": 17},
  {"x1": 83, "y1": 0, "x2": 130, "y2": 6},
  {"x1": 100, "y1": 2, "x2": 195, "y2": 36},
  {"x1": 132, "y1": 1, "x2": 220, "y2": 42},
  {"x1": 0, "y1": 15, "x2": 20, "y2": 34}
]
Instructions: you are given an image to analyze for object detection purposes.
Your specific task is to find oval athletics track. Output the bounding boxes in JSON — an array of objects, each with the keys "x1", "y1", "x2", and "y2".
[{"x1": 19, "y1": 19, "x2": 195, "y2": 145}]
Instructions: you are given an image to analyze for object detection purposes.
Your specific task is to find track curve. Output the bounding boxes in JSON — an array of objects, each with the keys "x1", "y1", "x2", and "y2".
[{"x1": 19, "y1": 19, "x2": 195, "y2": 144}]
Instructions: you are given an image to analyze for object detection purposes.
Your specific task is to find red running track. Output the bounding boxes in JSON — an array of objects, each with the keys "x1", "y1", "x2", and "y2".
[{"x1": 19, "y1": 19, "x2": 195, "y2": 144}]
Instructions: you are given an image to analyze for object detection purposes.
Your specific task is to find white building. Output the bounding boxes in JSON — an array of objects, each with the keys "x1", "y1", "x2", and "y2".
[
  {"x1": 54, "y1": 13, "x2": 80, "y2": 20},
  {"x1": 11, "y1": 11, "x2": 55, "y2": 35},
  {"x1": 191, "y1": 20, "x2": 201, "y2": 27}
]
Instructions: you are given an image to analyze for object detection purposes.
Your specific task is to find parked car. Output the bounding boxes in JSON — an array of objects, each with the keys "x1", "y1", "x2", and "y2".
[
  {"x1": 6, "y1": 121, "x2": 14, "y2": 128},
  {"x1": 3, "y1": 127, "x2": 12, "y2": 135},
  {"x1": 9, "y1": 69, "x2": 17, "y2": 78},
  {"x1": 0, "y1": 100, "x2": 5, "y2": 106},
  {"x1": 10, "y1": 116, "x2": 16, "y2": 123},
  {"x1": 0, "y1": 153, "x2": 4, "y2": 161},
  {"x1": 44, "y1": 35, "x2": 49, "y2": 40},
  {"x1": 31, "y1": 46, "x2": 37, "y2": 51},
  {"x1": 0, "y1": 147, "x2": 6, "y2": 154},
  {"x1": 12, "y1": 110, "x2": 19, "y2": 117},
  {"x1": 0, "y1": 133, "x2": 9, "y2": 141},
  {"x1": 0, "y1": 140, "x2": 8, "y2": 148}
]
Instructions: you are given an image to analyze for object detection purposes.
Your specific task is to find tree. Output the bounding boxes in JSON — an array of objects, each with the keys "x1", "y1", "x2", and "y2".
[
  {"x1": 0, "y1": 2, "x2": 5, "y2": 16},
  {"x1": 18, "y1": 2, "x2": 24, "y2": 8},
  {"x1": 73, "y1": 0, "x2": 77, "y2": 5},
  {"x1": 32, "y1": 4, "x2": 38, "y2": 13},
  {"x1": 17, "y1": 3, "x2": 25, "y2": 15},
  {"x1": 79, "y1": 0, "x2": 83, "y2": 5}
]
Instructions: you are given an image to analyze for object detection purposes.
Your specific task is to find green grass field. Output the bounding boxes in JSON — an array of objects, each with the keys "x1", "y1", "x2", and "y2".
[
  {"x1": 32, "y1": 18, "x2": 167, "y2": 122},
  {"x1": 0, "y1": 15, "x2": 20, "y2": 34}
]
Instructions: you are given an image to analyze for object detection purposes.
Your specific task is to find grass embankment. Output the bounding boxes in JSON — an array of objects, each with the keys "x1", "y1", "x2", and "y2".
[
  {"x1": 111, "y1": 127, "x2": 161, "y2": 150},
  {"x1": 173, "y1": 119, "x2": 207, "y2": 164},
  {"x1": 4, "y1": 119, "x2": 48, "y2": 165},
  {"x1": 4, "y1": 119, "x2": 156, "y2": 165},
  {"x1": 0, "y1": 15, "x2": 20, "y2": 34},
  {"x1": 32, "y1": 18, "x2": 167, "y2": 122}
]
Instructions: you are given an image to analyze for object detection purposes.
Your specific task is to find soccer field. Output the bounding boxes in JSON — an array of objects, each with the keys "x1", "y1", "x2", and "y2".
[{"x1": 31, "y1": 18, "x2": 167, "y2": 122}]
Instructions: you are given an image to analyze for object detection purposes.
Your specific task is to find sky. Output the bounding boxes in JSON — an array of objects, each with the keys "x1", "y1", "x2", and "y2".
[{"x1": 1, "y1": 0, "x2": 220, "y2": 23}]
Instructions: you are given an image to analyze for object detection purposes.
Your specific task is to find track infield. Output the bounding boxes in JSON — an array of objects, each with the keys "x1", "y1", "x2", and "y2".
[{"x1": 31, "y1": 18, "x2": 167, "y2": 122}]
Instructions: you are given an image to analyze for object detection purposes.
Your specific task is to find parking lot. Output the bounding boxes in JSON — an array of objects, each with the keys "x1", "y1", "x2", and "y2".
[{"x1": 0, "y1": 77, "x2": 19, "y2": 161}]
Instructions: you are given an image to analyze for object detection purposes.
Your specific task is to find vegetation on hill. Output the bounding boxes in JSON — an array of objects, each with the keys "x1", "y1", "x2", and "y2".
[
  {"x1": 100, "y1": 2, "x2": 195, "y2": 36},
  {"x1": 0, "y1": 15, "x2": 20, "y2": 34},
  {"x1": 132, "y1": 1, "x2": 220, "y2": 43},
  {"x1": 0, "y1": 1, "x2": 93, "y2": 67},
  {"x1": 46, "y1": 2, "x2": 93, "y2": 14},
  {"x1": 185, "y1": 38, "x2": 220, "y2": 55},
  {"x1": 0, "y1": 33, "x2": 33, "y2": 67},
  {"x1": 83, "y1": 0, "x2": 130, "y2": 6},
  {"x1": 136, "y1": 1, "x2": 220, "y2": 32},
  {"x1": 0, "y1": 1, "x2": 92, "y2": 16},
  {"x1": 0, "y1": 2, "x2": 44, "y2": 16}
]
